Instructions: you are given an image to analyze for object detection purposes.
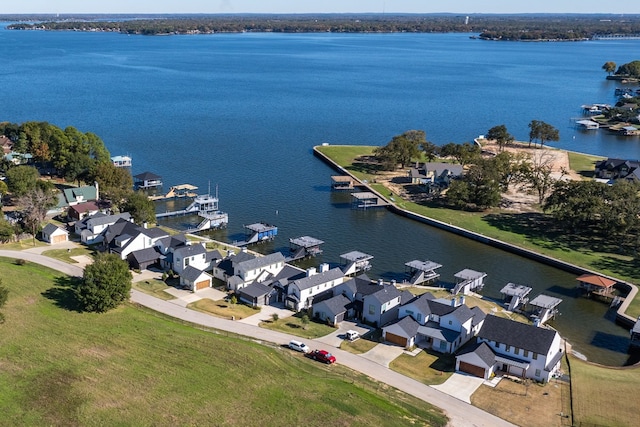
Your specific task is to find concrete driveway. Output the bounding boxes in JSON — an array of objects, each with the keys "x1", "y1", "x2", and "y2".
[
  {"x1": 315, "y1": 321, "x2": 372, "y2": 348},
  {"x1": 430, "y1": 372, "x2": 485, "y2": 404},
  {"x1": 238, "y1": 303, "x2": 295, "y2": 326},
  {"x1": 361, "y1": 342, "x2": 406, "y2": 367}
]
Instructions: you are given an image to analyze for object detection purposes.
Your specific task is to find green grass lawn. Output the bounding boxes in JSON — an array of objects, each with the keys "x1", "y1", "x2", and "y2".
[
  {"x1": 389, "y1": 350, "x2": 455, "y2": 386},
  {"x1": 569, "y1": 355, "x2": 640, "y2": 427},
  {"x1": 340, "y1": 337, "x2": 379, "y2": 354},
  {"x1": 132, "y1": 280, "x2": 176, "y2": 301},
  {"x1": 316, "y1": 145, "x2": 640, "y2": 318},
  {"x1": 188, "y1": 298, "x2": 259, "y2": 320},
  {"x1": 260, "y1": 312, "x2": 337, "y2": 339},
  {"x1": 0, "y1": 238, "x2": 48, "y2": 250},
  {"x1": 41, "y1": 247, "x2": 95, "y2": 263},
  {"x1": 0, "y1": 257, "x2": 447, "y2": 427}
]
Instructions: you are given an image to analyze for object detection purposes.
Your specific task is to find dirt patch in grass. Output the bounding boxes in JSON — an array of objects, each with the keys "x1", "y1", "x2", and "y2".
[
  {"x1": 389, "y1": 350, "x2": 454, "y2": 386},
  {"x1": 472, "y1": 376, "x2": 570, "y2": 427},
  {"x1": 188, "y1": 298, "x2": 258, "y2": 320}
]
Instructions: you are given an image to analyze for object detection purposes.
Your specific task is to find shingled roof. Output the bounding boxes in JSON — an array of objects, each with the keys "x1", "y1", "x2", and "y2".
[{"x1": 477, "y1": 315, "x2": 558, "y2": 355}]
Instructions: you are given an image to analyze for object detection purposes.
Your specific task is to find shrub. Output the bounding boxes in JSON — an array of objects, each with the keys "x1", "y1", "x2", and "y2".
[
  {"x1": 162, "y1": 272, "x2": 167, "y2": 281},
  {"x1": 230, "y1": 295, "x2": 237, "y2": 305},
  {"x1": 14, "y1": 259, "x2": 26, "y2": 266},
  {"x1": 271, "y1": 313, "x2": 279, "y2": 322}
]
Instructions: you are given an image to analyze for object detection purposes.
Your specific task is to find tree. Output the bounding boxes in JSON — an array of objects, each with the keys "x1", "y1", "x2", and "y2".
[
  {"x1": 420, "y1": 140, "x2": 439, "y2": 162},
  {"x1": 528, "y1": 120, "x2": 559, "y2": 148},
  {"x1": 439, "y1": 142, "x2": 480, "y2": 167},
  {"x1": 615, "y1": 60, "x2": 640, "y2": 79},
  {"x1": 0, "y1": 218, "x2": 14, "y2": 243},
  {"x1": 373, "y1": 130, "x2": 425, "y2": 170},
  {"x1": 88, "y1": 162, "x2": 134, "y2": 206},
  {"x1": 0, "y1": 180, "x2": 8, "y2": 207},
  {"x1": 544, "y1": 180, "x2": 608, "y2": 232},
  {"x1": 17, "y1": 187, "x2": 58, "y2": 244},
  {"x1": 486, "y1": 124, "x2": 514, "y2": 151},
  {"x1": 518, "y1": 151, "x2": 558, "y2": 204},
  {"x1": 602, "y1": 61, "x2": 616, "y2": 76},
  {"x1": 77, "y1": 253, "x2": 132, "y2": 313},
  {"x1": 301, "y1": 313, "x2": 310, "y2": 330},
  {"x1": 6, "y1": 165, "x2": 40, "y2": 197},
  {"x1": 121, "y1": 191, "x2": 156, "y2": 225}
]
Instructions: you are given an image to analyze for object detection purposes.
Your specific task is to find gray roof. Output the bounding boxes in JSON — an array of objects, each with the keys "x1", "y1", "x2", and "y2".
[
  {"x1": 455, "y1": 269, "x2": 487, "y2": 281},
  {"x1": 239, "y1": 282, "x2": 273, "y2": 299},
  {"x1": 206, "y1": 249, "x2": 226, "y2": 263},
  {"x1": 289, "y1": 235, "x2": 324, "y2": 248},
  {"x1": 42, "y1": 223, "x2": 64, "y2": 235},
  {"x1": 448, "y1": 304, "x2": 475, "y2": 324},
  {"x1": 389, "y1": 315, "x2": 421, "y2": 337},
  {"x1": 403, "y1": 292, "x2": 436, "y2": 315},
  {"x1": 500, "y1": 282, "x2": 533, "y2": 298},
  {"x1": 405, "y1": 260, "x2": 443, "y2": 272},
  {"x1": 128, "y1": 247, "x2": 162, "y2": 264},
  {"x1": 144, "y1": 227, "x2": 169, "y2": 239},
  {"x1": 174, "y1": 243, "x2": 206, "y2": 259},
  {"x1": 134, "y1": 171, "x2": 162, "y2": 180},
  {"x1": 236, "y1": 252, "x2": 285, "y2": 272},
  {"x1": 314, "y1": 294, "x2": 351, "y2": 317},
  {"x1": 633, "y1": 318, "x2": 640, "y2": 334},
  {"x1": 418, "y1": 322, "x2": 461, "y2": 343},
  {"x1": 427, "y1": 299, "x2": 457, "y2": 317},
  {"x1": 471, "y1": 306, "x2": 486, "y2": 326},
  {"x1": 340, "y1": 250, "x2": 373, "y2": 262},
  {"x1": 89, "y1": 212, "x2": 131, "y2": 227},
  {"x1": 291, "y1": 267, "x2": 344, "y2": 291},
  {"x1": 157, "y1": 234, "x2": 188, "y2": 250},
  {"x1": 478, "y1": 315, "x2": 558, "y2": 355},
  {"x1": 370, "y1": 284, "x2": 402, "y2": 305},
  {"x1": 457, "y1": 341, "x2": 497, "y2": 367},
  {"x1": 529, "y1": 294, "x2": 562, "y2": 309},
  {"x1": 181, "y1": 265, "x2": 208, "y2": 282}
]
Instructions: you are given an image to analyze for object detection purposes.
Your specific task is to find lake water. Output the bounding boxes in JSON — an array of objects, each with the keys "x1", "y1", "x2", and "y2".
[{"x1": 2, "y1": 25, "x2": 640, "y2": 365}]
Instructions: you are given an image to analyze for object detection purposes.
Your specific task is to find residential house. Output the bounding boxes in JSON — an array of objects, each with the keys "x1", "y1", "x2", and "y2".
[
  {"x1": 172, "y1": 243, "x2": 208, "y2": 275},
  {"x1": 102, "y1": 218, "x2": 168, "y2": 261},
  {"x1": 41, "y1": 223, "x2": 69, "y2": 244},
  {"x1": 233, "y1": 252, "x2": 286, "y2": 288},
  {"x1": 67, "y1": 201, "x2": 100, "y2": 221},
  {"x1": 75, "y1": 212, "x2": 132, "y2": 244},
  {"x1": 362, "y1": 283, "x2": 413, "y2": 327},
  {"x1": 408, "y1": 162, "x2": 463, "y2": 190},
  {"x1": 285, "y1": 264, "x2": 344, "y2": 312},
  {"x1": 127, "y1": 247, "x2": 163, "y2": 270},
  {"x1": 455, "y1": 315, "x2": 563, "y2": 382},
  {"x1": 332, "y1": 274, "x2": 379, "y2": 319},
  {"x1": 384, "y1": 293, "x2": 485, "y2": 352},
  {"x1": 213, "y1": 250, "x2": 257, "y2": 284},
  {"x1": 180, "y1": 265, "x2": 213, "y2": 292},
  {"x1": 594, "y1": 158, "x2": 640, "y2": 181},
  {"x1": 312, "y1": 294, "x2": 353, "y2": 326},
  {"x1": 0, "y1": 135, "x2": 13, "y2": 155}
]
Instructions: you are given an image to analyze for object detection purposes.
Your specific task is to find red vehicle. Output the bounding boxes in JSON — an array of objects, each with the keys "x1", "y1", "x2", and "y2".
[{"x1": 311, "y1": 349, "x2": 336, "y2": 364}]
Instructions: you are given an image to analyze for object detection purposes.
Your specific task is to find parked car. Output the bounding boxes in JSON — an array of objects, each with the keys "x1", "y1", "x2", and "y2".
[
  {"x1": 345, "y1": 330, "x2": 359, "y2": 341},
  {"x1": 311, "y1": 349, "x2": 336, "y2": 364},
  {"x1": 288, "y1": 340, "x2": 311, "y2": 353}
]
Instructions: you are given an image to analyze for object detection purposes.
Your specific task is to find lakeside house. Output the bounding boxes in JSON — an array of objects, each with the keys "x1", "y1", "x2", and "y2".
[{"x1": 594, "y1": 158, "x2": 640, "y2": 182}]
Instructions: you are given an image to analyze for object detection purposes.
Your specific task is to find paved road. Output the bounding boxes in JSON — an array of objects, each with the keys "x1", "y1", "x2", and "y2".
[{"x1": 0, "y1": 249, "x2": 514, "y2": 427}]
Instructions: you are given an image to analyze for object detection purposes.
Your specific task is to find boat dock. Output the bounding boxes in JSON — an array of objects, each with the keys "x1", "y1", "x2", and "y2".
[
  {"x1": 351, "y1": 192, "x2": 389, "y2": 209},
  {"x1": 331, "y1": 175, "x2": 356, "y2": 191},
  {"x1": 155, "y1": 193, "x2": 228, "y2": 231},
  {"x1": 500, "y1": 283, "x2": 532, "y2": 311},
  {"x1": 528, "y1": 294, "x2": 562, "y2": 325},
  {"x1": 404, "y1": 259, "x2": 442, "y2": 286},
  {"x1": 234, "y1": 223, "x2": 278, "y2": 247},
  {"x1": 340, "y1": 251, "x2": 373, "y2": 276},
  {"x1": 287, "y1": 236, "x2": 324, "y2": 262},
  {"x1": 148, "y1": 184, "x2": 199, "y2": 201}
]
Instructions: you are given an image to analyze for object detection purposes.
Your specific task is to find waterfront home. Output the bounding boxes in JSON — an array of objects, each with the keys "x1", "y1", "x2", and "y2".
[
  {"x1": 455, "y1": 315, "x2": 563, "y2": 382},
  {"x1": 111, "y1": 155, "x2": 132, "y2": 168},
  {"x1": 576, "y1": 273, "x2": 616, "y2": 296},
  {"x1": 0, "y1": 135, "x2": 13, "y2": 155},
  {"x1": 51, "y1": 184, "x2": 100, "y2": 215},
  {"x1": 67, "y1": 201, "x2": 100, "y2": 221},
  {"x1": 285, "y1": 264, "x2": 345, "y2": 312},
  {"x1": 172, "y1": 243, "x2": 208, "y2": 275},
  {"x1": 362, "y1": 282, "x2": 412, "y2": 327},
  {"x1": 384, "y1": 293, "x2": 485, "y2": 353},
  {"x1": 75, "y1": 212, "x2": 133, "y2": 244},
  {"x1": 408, "y1": 162, "x2": 463, "y2": 190},
  {"x1": 238, "y1": 282, "x2": 277, "y2": 307},
  {"x1": 331, "y1": 274, "x2": 383, "y2": 319},
  {"x1": 213, "y1": 250, "x2": 286, "y2": 292},
  {"x1": 40, "y1": 223, "x2": 69, "y2": 244},
  {"x1": 594, "y1": 158, "x2": 640, "y2": 181},
  {"x1": 102, "y1": 218, "x2": 168, "y2": 261}
]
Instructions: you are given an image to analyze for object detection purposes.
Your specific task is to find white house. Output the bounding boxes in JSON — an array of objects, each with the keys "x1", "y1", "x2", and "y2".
[
  {"x1": 285, "y1": 265, "x2": 344, "y2": 311},
  {"x1": 233, "y1": 252, "x2": 286, "y2": 288},
  {"x1": 180, "y1": 266, "x2": 213, "y2": 292},
  {"x1": 172, "y1": 243, "x2": 208, "y2": 275},
  {"x1": 41, "y1": 223, "x2": 69, "y2": 244},
  {"x1": 102, "y1": 219, "x2": 168, "y2": 261},
  {"x1": 455, "y1": 315, "x2": 563, "y2": 382},
  {"x1": 75, "y1": 212, "x2": 132, "y2": 244}
]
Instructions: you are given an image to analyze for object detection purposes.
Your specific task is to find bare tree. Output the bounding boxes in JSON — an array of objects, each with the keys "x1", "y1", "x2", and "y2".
[
  {"x1": 18, "y1": 187, "x2": 58, "y2": 245},
  {"x1": 518, "y1": 151, "x2": 560, "y2": 204}
]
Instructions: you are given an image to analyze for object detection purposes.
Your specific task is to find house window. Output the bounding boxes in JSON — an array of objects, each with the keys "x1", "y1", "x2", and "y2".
[
  {"x1": 369, "y1": 304, "x2": 375, "y2": 315},
  {"x1": 524, "y1": 350, "x2": 529, "y2": 358},
  {"x1": 185, "y1": 258, "x2": 189, "y2": 266},
  {"x1": 417, "y1": 313, "x2": 422, "y2": 322},
  {"x1": 535, "y1": 369, "x2": 541, "y2": 377},
  {"x1": 439, "y1": 341, "x2": 447, "y2": 350},
  {"x1": 506, "y1": 345, "x2": 511, "y2": 352},
  {"x1": 448, "y1": 320, "x2": 452, "y2": 325},
  {"x1": 406, "y1": 310, "x2": 414, "y2": 315},
  {"x1": 515, "y1": 348, "x2": 520, "y2": 355},
  {"x1": 532, "y1": 353, "x2": 538, "y2": 360}
]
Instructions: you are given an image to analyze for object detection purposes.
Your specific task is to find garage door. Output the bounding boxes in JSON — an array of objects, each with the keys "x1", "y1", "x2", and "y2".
[
  {"x1": 52, "y1": 234, "x2": 67, "y2": 244},
  {"x1": 195, "y1": 280, "x2": 210, "y2": 290},
  {"x1": 385, "y1": 332, "x2": 407, "y2": 347},
  {"x1": 459, "y1": 361, "x2": 486, "y2": 379}
]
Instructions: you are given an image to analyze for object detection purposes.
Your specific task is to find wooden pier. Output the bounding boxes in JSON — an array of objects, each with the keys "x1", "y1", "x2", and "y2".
[{"x1": 148, "y1": 184, "x2": 198, "y2": 201}]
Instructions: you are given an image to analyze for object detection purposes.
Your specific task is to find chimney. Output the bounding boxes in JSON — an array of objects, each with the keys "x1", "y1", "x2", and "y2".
[
  {"x1": 450, "y1": 298, "x2": 456, "y2": 307},
  {"x1": 306, "y1": 267, "x2": 317, "y2": 277},
  {"x1": 319, "y1": 263, "x2": 329, "y2": 273},
  {"x1": 241, "y1": 247, "x2": 248, "y2": 253},
  {"x1": 459, "y1": 295, "x2": 465, "y2": 306},
  {"x1": 377, "y1": 278, "x2": 384, "y2": 286},
  {"x1": 143, "y1": 222, "x2": 148, "y2": 229}
]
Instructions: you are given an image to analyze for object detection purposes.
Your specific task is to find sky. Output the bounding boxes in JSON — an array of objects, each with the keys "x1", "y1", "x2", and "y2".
[{"x1": 4, "y1": 0, "x2": 640, "y2": 15}]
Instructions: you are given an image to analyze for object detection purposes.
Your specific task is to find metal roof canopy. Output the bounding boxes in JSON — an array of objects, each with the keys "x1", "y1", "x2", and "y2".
[
  {"x1": 340, "y1": 251, "x2": 373, "y2": 262},
  {"x1": 290, "y1": 236, "x2": 324, "y2": 248},
  {"x1": 500, "y1": 282, "x2": 533, "y2": 298},
  {"x1": 244, "y1": 223, "x2": 277, "y2": 233},
  {"x1": 529, "y1": 294, "x2": 562, "y2": 309},
  {"x1": 405, "y1": 259, "x2": 443, "y2": 272}
]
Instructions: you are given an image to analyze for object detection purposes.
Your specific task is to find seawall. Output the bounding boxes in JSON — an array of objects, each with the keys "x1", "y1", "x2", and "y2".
[{"x1": 313, "y1": 145, "x2": 638, "y2": 328}]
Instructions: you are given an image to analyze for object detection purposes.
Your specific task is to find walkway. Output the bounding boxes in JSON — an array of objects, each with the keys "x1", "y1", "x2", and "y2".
[{"x1": 0, "y1": 249, "x2": 515, "y2": 427}]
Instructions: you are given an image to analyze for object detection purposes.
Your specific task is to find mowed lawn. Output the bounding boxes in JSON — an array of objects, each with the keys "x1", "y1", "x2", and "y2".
[{"x1": 0, "y1": 257, "x2": 447, "y2": 427}]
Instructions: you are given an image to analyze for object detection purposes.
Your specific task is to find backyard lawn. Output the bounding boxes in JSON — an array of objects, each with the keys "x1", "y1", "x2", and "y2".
[{"x1": 0, "y1": 257, "x2": 447, "y2": 427}]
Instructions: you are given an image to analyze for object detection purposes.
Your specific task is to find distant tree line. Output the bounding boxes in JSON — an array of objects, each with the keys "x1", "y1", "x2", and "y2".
[{"x1": 6, "y1": 14, "x2": 640, "y2": 39}]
